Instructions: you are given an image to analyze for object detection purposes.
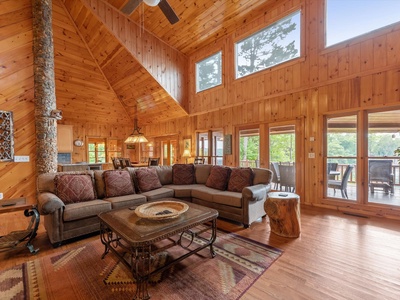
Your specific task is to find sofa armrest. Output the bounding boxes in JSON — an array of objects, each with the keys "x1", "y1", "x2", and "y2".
[
  {"x1": 242, "y1": 184, "x2": 270, "y2": 203},
  {"x1": 37, "y1": 192, "x2": 65, "y2": 215}
]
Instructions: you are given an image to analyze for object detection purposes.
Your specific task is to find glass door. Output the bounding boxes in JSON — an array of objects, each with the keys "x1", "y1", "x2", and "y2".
[
  {"x1": 325, "y1": 115, "x2": 357, "y2": 200},
  {"x1": 269, "y1": 125, "x2": 296, "y2": 192},
  {"x1": 367, "y1": 109, "x2": 400, "y2": 206},
  {"x1": 239, "y1": 128, "x2": 259, "y2": 168}
]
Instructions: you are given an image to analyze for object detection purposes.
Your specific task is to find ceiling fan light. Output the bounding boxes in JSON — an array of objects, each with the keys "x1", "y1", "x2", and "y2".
[{"x1": 143, "y1": 0, "x2": 160, "y2": 7}]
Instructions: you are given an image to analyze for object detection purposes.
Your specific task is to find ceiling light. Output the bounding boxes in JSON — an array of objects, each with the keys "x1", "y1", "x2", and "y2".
[
  {"x1": 143, "y1": 0, "x2": 160, "y2": 7},
  {"x1": 125, "y1": 117, "x2": 148, "y2": 144}
]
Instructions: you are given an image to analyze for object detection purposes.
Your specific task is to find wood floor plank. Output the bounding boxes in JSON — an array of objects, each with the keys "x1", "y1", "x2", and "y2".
[{"x1": 1, "y1": 205, "x2": 400, "y2": 299}]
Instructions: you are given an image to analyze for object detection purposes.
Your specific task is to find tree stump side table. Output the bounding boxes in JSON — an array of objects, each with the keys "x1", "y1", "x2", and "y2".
[{"x1": 265, "y1": 192, "x2": 301, "y2": 238}]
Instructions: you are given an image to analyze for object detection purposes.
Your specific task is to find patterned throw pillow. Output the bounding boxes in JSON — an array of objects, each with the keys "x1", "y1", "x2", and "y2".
[
  {"x1": 227, "y1": 168, "x2": 254, "y2": 192},
  {"x1": 54, "y1": 174, "x2": 96, "y2": 204},
  {"x1": 172, "y1": 164, "x2": 195, "y2": 185},
  {"x1": 205, "y1": 166, "x2": 231, "y2": 191},
  {"x1": 135, "y1": 168, "x2": 162, "y2": 192},
  {"x1": 103, "y1": 170, "x2": 135, "y2": 198}
]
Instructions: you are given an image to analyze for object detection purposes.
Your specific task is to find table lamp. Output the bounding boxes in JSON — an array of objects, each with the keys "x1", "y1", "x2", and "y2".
[{"x1": 182, "y1": 149, "x2": 191, "y2": 164}]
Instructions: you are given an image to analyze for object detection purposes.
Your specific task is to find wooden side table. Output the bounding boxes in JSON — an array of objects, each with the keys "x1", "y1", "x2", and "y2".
[
  {"x1": 265, "y1": 192, "x2": 301, "y2": 238},
  {"x1": 0, "y1": 197, "x2": 40, "y2": 254}
]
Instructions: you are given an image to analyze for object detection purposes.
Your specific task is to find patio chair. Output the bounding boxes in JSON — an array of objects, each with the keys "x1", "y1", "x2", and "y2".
[
  {"x1": 279, "y1": 164, "x2": 295, "y2": 192},
  {"x1": 327, "y1": 162, "x2": 338, "y2": 180},
  {"x1": 369, "y1": 160, "x2": 394, "y2": 194},
  {"x1": 328, "y1": 165, "x2": 354, "y2": 199},
  {"x1": 270, "y1": 162, "x2": 280, "y2": 190}
]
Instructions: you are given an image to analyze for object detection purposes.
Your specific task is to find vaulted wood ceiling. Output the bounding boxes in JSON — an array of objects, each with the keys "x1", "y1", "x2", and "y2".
[{"x1": 55, "y1": 0, "x2": 273, "y2": 126}]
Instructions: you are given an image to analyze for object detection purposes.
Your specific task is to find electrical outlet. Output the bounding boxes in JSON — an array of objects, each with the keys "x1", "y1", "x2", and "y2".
[{"x1": 14, "y1": 155, "x2": 30, "y2": 162}]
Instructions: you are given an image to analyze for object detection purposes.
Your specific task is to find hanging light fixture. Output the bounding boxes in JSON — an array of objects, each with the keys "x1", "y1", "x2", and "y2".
[
  {"x1": 125, "y1": 117, "x2": 148, "y2": 144},
  {"x1": 143, "y1": 0, "x2": 160, "y2": 7}
]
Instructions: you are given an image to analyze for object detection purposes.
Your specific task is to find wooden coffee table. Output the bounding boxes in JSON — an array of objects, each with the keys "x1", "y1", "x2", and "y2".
[{"x1": 98, "y1": 200, "x2": 218, "y2": 300}]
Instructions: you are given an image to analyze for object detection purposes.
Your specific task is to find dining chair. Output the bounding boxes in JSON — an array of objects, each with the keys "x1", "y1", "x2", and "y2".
[
  {"x1": 328, "y1": 164, "x2": 354, "y2": 198},
  {"x1": 368, "y1": 160, "x2": 394, "y2": 194},
  {"x1": 124, "y1": 158, "x2": 132, "y2": 167},
  {"x1": 194, "y1": 157, "x2": 205, "y2": 165},
  {"x1": 148, "y1": 157, "x2": 160, "y2": 166},
  {"x1": 111, "y1": 157, "x2": 120, "y2": 169},
  {"x1": 279, "y1": 164, "x2": 295, "y2": 192}
]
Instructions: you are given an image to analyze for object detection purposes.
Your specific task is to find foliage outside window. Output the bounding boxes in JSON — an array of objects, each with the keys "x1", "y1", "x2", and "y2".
[
  {"x1": 235, "y1": 10, "x2": 301, "y2": 79},
  {"x1": 239, "y1": 129, "x2": 259, "y2": 168},
  {"x1": 269, "y1": 132, "x2": 296, "y2": 163},
  {"x1": 88, "y1": 140, "x2": 106, "y2": 163},
  {"x1": 196, "y1": 51, "x2": 222, "y2": 92},
  {"x1": 326, "y1": 0, "x2": 400, "y2": 47}
]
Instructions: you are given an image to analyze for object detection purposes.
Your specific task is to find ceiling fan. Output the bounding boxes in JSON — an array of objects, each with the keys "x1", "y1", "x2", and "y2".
[{"x1": 121, "y1": 0, "x2": 179, "y2": 25}]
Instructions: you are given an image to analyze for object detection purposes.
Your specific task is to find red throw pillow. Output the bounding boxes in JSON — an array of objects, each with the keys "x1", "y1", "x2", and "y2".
[
  {"x1": 227, "y1": 168, "x2": 254, "y2": 192},
  {"x1": 172, "y1": 164, "x2": 195, "y2": 185},
  {"x1": 54, "y1": 174, "x2": 96, "y2": 204},
  {"x1": 206, "y1": 166, "x2": 231, "y2": 191},
  {"x1": 135, "y1": 168, "x2": 162, "y2": 192},
  {"x1": 103, "y1": 170, "x2": 135, "y2": 198}
]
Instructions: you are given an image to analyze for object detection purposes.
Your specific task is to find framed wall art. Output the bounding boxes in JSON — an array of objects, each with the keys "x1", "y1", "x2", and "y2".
[{"x1": 0, "y1": 110, "x2": 14, "y2": 162}]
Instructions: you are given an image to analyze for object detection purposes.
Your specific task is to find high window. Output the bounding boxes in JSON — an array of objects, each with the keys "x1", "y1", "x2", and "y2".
[
  {"x1": 195, "y1": 51, "x2": 222, "y2": 93},
  {"x1": 326, "y1": 0, "x2": 400, "y2": 47},
  {"x1": 235, "y1": 10, "x2": 301, "y2": 79}
]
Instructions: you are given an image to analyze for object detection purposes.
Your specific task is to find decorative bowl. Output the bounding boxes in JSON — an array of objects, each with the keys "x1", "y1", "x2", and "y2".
[{"x1": 134, "y1": 201, "x2": 189, "y2": 220}]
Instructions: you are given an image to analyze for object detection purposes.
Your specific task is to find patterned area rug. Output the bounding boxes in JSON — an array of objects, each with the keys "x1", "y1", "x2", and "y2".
[{"x1": 0, "y1": 229, "x2": 282, "y2": 300}]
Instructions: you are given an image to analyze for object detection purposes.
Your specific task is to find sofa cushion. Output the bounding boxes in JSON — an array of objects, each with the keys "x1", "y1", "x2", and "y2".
[
  {"x1": 227, "y1": 167, "x2": 254, "y2": 192},
  {"x1": 135, "y1": 167, "x2": 162, "y2": 192},
  {"x1": 104, "y1": 194, "x2": 147, "y2": 209},
  {"x1": 103, "y1": 170, "x2": 135, "y2": 198},
  {"x1": 141, "y1": 187, "x2": 174, "y2": 201},
  {"x1": 195, "y1": 164, "x2": 212, "y2": 184},
  {"x1": 213, "y1": 191, "x2": 243, "y2": 208},
  {"x1": 172, "y1": 164, "x2": 195, "y2": 185},
  {"x1": 154, "y1": 165, "x2": 173, "y2": 185},
  {"x1": 205, "y1": 166, "x2": 231, "y2": 191},
  {"x1": 191, "y1": 185, "x2": 220, "y2": 202},
  {"x1": 54, "y1": 174, "x2": 97, "y2": 204},
  {"x1": 63, "y1": 200, "x2": 111, "y2": 221}
]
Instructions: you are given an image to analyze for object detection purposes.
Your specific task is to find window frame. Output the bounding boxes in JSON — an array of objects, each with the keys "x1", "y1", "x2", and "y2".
[
  {"x1": 234, "y1": 9, "x2": 302, "y2": 79},
  {"x1": 195, "y1": 51, "x2": 223, "y2": 93}
]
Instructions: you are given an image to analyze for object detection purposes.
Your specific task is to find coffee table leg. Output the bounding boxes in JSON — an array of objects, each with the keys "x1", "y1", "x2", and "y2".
[
  {"x1": 99, "y1": 222, "x2": 111, "y2": 259},
  {"x1": 209, "y1": 218, "x2": 217, "y2": 258},
  {"x1": 133, "y1": 245, "x2": 151, "y2": 300}
]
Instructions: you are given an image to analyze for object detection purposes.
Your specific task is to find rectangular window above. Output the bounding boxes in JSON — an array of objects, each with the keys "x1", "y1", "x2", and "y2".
[
  {"x1": 196, "y1": 51, "x2": 222, "y2": 93},
  {"x1": 235, "y1": 10, "x2": 301, "y2": 79}
]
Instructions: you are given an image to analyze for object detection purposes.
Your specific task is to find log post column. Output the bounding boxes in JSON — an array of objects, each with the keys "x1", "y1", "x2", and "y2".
[{"x1": 32, "y1": 0, "x2": 57, "y2": 174}]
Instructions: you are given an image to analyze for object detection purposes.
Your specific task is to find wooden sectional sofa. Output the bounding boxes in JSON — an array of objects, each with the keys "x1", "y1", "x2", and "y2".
[{"x1": 36, "y1": 164, "x2": 273, "y2": 245}]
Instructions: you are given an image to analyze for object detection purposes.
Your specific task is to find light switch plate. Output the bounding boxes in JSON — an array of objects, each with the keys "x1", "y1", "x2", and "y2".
[
  {"x1": 14, "y1": 155, "x2": 30, "y2": 162},
  {"x1": 308, "y1": 153, "x2": 315, "y2": 159}
]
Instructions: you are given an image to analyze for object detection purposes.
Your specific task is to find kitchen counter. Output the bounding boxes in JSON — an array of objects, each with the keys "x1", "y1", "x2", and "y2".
[{"x1": 57, "y1": 163, "x2": 104, "y2": 172}]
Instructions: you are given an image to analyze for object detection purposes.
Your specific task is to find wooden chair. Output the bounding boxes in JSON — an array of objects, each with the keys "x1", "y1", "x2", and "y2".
[
  {"x1": 194, "y1": 157, "x2": 205, "y2": 164},
  {"x1": 124, "y1": 158, "x2": 132, "y2": 167},
  {"x1": 328, "y1": 165, "x2": 354, "y2": 198},
  {"x1": 111, "y1": 157, "x2": 121, "y2": 169},
  {"x1": 368, "y1": 160, "x2": 394, "y2": 194},
  {"x1": 148, "y1": 157, "x2": 160, "y2": 166}
]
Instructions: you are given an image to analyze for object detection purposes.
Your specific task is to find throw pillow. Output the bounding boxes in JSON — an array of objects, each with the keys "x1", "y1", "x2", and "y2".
[
  {"x1": 135, "y1": 167, "x2": 162, "y2": 192},
  {"x1": 172, "y1": 164, "x2": 195, "y2": 185},
  {"x1": 205, "y1": 166, "x2": 231, "y2": 191},
  {"x1": 227, "y1": 168, "x2": 254, "y2": 192},
  {"x1": 103, "y1": 170, "x2": 135, "y2": 198},
  {"x1": 54, "y1": 174, "x2": 96, "y2": 204}
]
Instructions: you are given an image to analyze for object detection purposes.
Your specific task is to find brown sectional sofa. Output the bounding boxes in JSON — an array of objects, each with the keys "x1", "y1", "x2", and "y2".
[{"x1": 37, "y1": 164, "x2": 272, "y2": 246}]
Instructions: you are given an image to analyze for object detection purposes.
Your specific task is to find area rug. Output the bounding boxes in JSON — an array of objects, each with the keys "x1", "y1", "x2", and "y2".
[{"x1": 0, "y1": 229, "x2": 282, "y2": 300}]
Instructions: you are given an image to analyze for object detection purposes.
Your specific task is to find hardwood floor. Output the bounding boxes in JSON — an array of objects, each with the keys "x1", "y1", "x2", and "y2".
[{"x1": 1, "y1": 206, "x2": 400, "y2": 299}]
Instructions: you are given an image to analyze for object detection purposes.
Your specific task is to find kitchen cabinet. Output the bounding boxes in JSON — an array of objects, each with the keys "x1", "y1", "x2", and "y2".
[{"x1": 57, "y1": 125, "x2": 73, "y2": 153}]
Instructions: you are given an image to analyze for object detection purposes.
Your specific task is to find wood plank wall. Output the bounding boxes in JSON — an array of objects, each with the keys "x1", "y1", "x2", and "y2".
[
  {"x1": 0, "y1": 0, "x2": 36, "y2": 202},
  {"x1": 142, "y1": 0, "x2": 400, "y2": 219}
]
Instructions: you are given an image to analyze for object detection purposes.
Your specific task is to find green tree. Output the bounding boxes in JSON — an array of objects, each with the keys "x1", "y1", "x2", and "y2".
[{"x1": 237, "y1": 13, "x2": 299, "y2": 77}]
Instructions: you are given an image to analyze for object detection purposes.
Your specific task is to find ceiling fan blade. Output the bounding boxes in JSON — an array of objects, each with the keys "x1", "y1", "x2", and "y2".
[
  {"x1": 121, "y1": 0, "x2": 142, "y2": 15},
  {"x1": 158, "y1": 0, "x2": 179, "y2": 24}
]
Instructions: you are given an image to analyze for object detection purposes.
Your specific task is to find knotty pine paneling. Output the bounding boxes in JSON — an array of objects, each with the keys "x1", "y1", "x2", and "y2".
[{"x1": 0, "y1": 0, "x2": 35, "y2": 203}]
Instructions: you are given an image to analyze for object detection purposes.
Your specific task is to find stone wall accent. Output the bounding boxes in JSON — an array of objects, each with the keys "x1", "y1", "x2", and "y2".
[{"x1": 32, "y1": 0, "x2": 57, "y2": 174}]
